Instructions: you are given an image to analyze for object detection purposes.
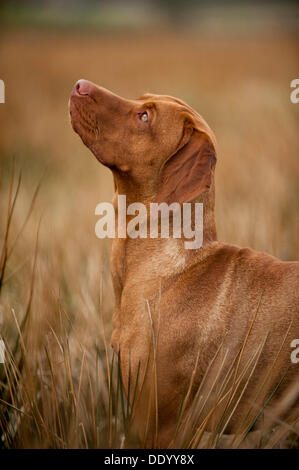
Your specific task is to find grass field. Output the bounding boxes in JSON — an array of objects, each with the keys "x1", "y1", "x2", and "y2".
[{"x1": 0, "y1": 27, "x2": 298, "y2": 448}]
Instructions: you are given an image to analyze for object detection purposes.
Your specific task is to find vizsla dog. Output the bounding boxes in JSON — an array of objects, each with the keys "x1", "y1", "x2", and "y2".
[{"x1": 69, "y1": 80, "x2": 299, "y2": 447}]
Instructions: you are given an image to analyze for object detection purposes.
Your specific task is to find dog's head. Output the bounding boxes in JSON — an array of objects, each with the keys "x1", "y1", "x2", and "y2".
[{"x1": 69, "y1": 80, "x2": 217, "y2": 204}]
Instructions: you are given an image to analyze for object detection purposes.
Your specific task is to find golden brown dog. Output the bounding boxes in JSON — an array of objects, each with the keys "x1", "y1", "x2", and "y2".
[{"x1": 69, "y1": 80, "x2": 299, "y2": 447}]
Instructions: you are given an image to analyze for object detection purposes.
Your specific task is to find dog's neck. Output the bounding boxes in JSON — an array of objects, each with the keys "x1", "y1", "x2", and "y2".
[
  {"x1": 110, "y1": 180, "x2": 217, "y2": 289},
  {"x1": 112, "y1": 173, "x2": 217, "y2": 245}
]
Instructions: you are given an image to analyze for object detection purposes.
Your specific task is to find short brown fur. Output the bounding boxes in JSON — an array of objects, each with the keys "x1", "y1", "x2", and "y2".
[{"x1": 70, "y1": 80, "x2": 299, "y2": 447}]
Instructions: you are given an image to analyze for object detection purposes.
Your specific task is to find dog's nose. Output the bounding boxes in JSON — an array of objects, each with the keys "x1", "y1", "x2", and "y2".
[{"x1": 75, "y1": 79, "x2": 90, "y2": 96}]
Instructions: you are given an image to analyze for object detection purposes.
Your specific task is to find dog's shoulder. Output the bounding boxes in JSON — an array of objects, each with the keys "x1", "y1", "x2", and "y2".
[{"x1": 184, "y1": 241, "x2": 299, "y2": 296}]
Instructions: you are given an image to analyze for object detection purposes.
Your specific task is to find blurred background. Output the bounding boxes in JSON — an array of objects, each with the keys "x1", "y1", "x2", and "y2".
[{"x1": 0, "y1": 0, "x2": 298, "y2": 448}]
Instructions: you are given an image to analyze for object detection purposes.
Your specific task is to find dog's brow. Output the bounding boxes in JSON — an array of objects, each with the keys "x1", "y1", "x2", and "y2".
[
  {"x1": 136, "y1": 94, "x2": 152, "y2": 100},
  {"x1": 143, "y1": 102, "x2": 156, "y2": 110}
]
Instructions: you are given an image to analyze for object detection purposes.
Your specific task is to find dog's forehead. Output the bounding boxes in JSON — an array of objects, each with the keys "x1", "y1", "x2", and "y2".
[
  {"x1": 137, "y1": 93, "x2": 184, "y2": 103},
  {"x1": 136, "y1": 92, "x2": 216, "y2": 147},
  {"x1": 136, "y1": 93, "x2": 192, "y2": 114}
]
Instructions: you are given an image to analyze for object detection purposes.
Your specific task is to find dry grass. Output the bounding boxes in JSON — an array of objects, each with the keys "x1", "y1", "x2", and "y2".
[{"x1": 0, "y1": 29, "x2": 298, "y2": 448}]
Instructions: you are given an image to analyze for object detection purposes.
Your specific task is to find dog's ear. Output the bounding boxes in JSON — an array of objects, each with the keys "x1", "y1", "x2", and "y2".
[{"x1": 156, "y1": 119, "x2": 217, "y2": 204}]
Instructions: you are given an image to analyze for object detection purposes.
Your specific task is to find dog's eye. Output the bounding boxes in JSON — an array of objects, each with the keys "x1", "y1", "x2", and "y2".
[{"x1": 139, "y1": 111, "x2": 149, "y2": 123}]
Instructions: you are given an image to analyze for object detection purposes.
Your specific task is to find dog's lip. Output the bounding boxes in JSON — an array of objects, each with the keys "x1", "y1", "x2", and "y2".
[{"x1": 69, "y1": 99, "x2": 100, "y2": 139}]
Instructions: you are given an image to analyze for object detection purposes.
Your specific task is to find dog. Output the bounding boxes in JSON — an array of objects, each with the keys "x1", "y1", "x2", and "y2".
[{"x1": 69, "y1": 79, "x2": 299, "y2": 447}]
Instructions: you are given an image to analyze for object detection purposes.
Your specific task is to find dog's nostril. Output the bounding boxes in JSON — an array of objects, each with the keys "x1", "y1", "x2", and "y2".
[{"x1": 76, "y1": 79, "x2": 90, "y2": 96}]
